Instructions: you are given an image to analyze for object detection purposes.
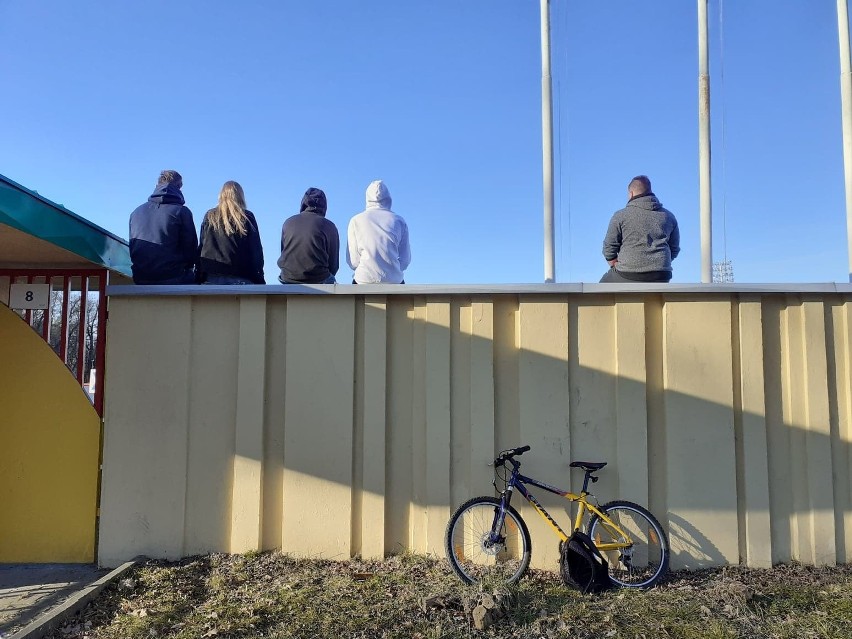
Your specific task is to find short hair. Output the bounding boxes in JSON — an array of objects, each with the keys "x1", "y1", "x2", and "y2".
[
  {"x1": 628, "y1": 175, "x2": 651, "y2": 195},
  {"x1": 157, "y1": 170, "x2": 183, "y2": 188}
]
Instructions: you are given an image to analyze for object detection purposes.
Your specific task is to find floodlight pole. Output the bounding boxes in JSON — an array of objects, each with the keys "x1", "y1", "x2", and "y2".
[
  {"x1": 698, "y1": 0, "x2": 713, "y2": 283},
  {"x1": 837, "y1": 0, "x2": 852, "y2": 282},
  {"x1": 541, "y1": 0, "x2": 556, "y2": 283}
]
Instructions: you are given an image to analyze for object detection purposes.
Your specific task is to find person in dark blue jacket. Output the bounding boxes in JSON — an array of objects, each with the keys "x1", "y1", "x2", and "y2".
[
  {"x1": 198, "y1": 181, "x2": 265, "y2": 285},
  {"x1": 277, "y1": 187, "x2": 339, "y2": 284},
  {"x1": 129, "y1": 170, "x2": 198, "y2": 284}
]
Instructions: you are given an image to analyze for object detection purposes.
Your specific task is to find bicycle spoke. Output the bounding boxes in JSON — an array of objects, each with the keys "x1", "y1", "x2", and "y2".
[{"x1": 445, "y1": 497, "x2": 531, "y2": 585}]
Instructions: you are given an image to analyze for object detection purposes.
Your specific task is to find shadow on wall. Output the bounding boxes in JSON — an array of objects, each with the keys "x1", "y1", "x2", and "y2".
[{"x1": 96, "y1": 292, "x2": 851, "y2": 571}]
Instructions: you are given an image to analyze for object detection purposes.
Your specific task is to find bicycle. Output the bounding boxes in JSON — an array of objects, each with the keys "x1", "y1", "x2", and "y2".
[{"x1": 445, "y1": 445, "x2": 670, "y2": 588}]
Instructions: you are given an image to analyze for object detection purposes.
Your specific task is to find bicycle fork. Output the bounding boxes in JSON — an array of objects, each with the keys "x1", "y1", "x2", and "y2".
[{"x1": 486, "y1": 489, "x2": 513, "y2": 548}]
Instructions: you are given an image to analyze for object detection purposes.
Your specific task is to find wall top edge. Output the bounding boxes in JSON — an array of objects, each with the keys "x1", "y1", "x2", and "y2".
[{"x1": 106, "y1": 283, "x2": 852, "y2": 297}]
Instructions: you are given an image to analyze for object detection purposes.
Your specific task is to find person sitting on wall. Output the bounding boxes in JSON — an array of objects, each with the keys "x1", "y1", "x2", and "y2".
[
  {"x1": 198, "y1": 181, "x2": 265, "y2": 285},
  {"x1": 346, "y1": 180, "x2": 411, "y2": 284},
  {"x1": 277, "y1": 187, "x2": 339, "y2": 284},
  {"x1": 600, "y1": 175, "x2": 680, "y2": 283},
  {"x1": 129, "y1": 170, "x2": 198, "y2": 285}
]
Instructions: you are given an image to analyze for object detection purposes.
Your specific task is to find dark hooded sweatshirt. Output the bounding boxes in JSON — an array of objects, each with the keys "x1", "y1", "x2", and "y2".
[
  {"x1": 198, "y1": 210, "x2": 265, "y2": 284},
  {"x1": 129, "y1": 183, "x2": 198, "y2": 283},
  {"x1": 277, "y1": 188, "x2": 340, "y2": 283}
]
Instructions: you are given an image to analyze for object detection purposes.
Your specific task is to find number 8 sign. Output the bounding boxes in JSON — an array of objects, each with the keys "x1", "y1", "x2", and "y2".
[{"x1": 10, "y1": 283, "x2": 50, "y2": 310}]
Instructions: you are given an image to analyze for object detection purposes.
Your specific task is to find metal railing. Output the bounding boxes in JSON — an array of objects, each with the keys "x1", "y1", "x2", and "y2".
[{"x1": 0, "y1": 268, "x2": 108, "y2": 416}]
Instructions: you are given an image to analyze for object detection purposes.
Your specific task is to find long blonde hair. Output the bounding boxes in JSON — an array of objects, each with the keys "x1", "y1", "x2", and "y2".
[{"x1": 206, "y1": 181, "x2": 248, "y2": 236}]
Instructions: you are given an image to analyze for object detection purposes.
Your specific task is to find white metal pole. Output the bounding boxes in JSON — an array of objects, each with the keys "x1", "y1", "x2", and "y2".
[
  {"x1": 698, "y1": 0, "x2": 713, "y2": 283},
  {"x1": 837, "y1": 0, "x2": 852, "y2": 282},
  {"x1": 541, "y1": 0, "x2": 556, "y2": 283}
]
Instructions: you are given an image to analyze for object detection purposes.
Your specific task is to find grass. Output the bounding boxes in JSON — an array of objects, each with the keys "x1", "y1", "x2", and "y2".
[{"x1": 47, "y1": 553, "x2": 852, "y2": 638}]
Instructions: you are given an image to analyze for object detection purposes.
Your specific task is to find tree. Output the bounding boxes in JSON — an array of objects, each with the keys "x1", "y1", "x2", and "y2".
[{"x1": 29, "y1": 287, "x2": 101, "y2": 383}]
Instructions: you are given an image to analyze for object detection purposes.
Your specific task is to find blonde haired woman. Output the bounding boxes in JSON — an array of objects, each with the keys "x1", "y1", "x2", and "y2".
[{"x1": 198, "y1": 181, "x2": 265, "y2": 284}]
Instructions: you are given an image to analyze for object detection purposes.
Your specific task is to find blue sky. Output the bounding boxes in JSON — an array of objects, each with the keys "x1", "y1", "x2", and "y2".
[{"x1": 2, "y1": 1, "x2": 850, "y2": 284}]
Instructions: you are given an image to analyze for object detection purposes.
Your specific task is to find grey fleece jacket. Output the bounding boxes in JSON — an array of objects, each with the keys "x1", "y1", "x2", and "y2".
[{"x1": 602, "y1": 194, "x2": 680, "y2": 273}]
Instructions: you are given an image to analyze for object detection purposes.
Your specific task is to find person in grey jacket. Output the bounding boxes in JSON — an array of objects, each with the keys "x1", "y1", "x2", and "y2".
[{"x1": 600, "y1": 175, "x2": 680, "y2": 283}]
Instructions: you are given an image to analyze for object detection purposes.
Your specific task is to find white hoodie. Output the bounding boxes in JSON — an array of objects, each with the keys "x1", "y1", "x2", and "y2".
[{"x1": 346, "y1": 180, "x2": 411, "y2": 284}]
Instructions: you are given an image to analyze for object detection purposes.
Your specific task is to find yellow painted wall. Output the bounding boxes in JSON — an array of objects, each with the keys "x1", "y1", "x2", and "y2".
[
  {"x1": 98, "y1": 291, "x2": 852, "y2": 572},
  {"x1": 0, "y1": 303, "x2": 99, "y2": 562}
]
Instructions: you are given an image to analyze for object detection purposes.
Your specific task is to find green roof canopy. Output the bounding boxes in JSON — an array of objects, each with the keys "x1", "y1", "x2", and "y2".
[{"x1": 0, "y1": 174, "x2": 131, "y2": 275}]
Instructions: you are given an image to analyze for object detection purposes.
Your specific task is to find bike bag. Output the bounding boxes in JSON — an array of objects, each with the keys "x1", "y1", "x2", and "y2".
[{"x1": 560, "y1": 530, "x2": 613, "y2": 594}]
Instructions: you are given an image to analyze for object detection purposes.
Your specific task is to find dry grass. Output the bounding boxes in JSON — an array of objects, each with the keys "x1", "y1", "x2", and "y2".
[{"x1": 47, "y1": 552, "x2": 852, "y2": 639}]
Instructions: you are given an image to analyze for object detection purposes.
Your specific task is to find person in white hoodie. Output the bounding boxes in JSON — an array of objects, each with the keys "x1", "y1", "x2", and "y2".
[{"x1": 347, "y1": 180, "x2": 411, "y2": 284}]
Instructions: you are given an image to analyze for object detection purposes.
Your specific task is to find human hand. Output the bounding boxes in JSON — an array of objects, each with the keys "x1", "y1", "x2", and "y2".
[{"x1": 608, "y1": 259, "x2": 618, "y2": 267}]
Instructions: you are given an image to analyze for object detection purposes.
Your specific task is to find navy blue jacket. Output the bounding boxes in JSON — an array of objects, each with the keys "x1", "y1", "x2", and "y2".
[
  {"x1": 129, "y1": 184, "x2": 198, "y2": 283},
  {"x1": 277, "y1": 188, "x2": 339, "y2": 283},
  {"x1": 198, "y1": 210, "x2": 265, "y2": 284}
]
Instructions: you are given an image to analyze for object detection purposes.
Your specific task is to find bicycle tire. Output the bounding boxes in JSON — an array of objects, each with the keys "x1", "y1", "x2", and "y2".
[
  {"x1": 445, "y1": 496, "x2": 532, "y2": 586},
  {"x1": 587, "y1": 500, "x2": 669, "y2": 588}
]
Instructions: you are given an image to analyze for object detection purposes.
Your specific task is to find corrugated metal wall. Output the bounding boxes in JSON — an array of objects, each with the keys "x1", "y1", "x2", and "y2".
[{"x1": 98, "y1": 292, "x2": 852, "y2": 571}]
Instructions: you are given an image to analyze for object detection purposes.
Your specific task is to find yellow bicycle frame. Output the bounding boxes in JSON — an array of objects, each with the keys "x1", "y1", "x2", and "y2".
[{"x1": 514, "y1": 480, "x2": 632, "y2": 552}]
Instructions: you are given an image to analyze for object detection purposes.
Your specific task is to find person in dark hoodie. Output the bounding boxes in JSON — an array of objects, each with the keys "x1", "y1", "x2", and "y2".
[
  {"x1": 600, "y1": 175, "x2": 680, "y2": 283},
  {"x1": 198, "y1": 181, "x2": 265, "y2": 285},
  {"x1": 129, "y1": 170, "x2": 198, "y2": 284},
  {"x1": 277, "y1": 187, "x2": 339, "y2": 284}
]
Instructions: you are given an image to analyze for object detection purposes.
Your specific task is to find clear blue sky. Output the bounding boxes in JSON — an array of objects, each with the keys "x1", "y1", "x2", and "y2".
[{"x1": 2, "y1": 1, "x2": 850, "y2": 283}]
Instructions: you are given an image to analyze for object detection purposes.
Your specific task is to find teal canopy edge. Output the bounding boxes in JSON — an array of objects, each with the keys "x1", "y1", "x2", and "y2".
[{"x1": 0, "y1": 174, "x2": 131, "y2": 276}]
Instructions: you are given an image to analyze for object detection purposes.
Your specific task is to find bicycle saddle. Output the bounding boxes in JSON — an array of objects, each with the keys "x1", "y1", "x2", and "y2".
[{"x1": 569, "y1": 461, "x2": 607, "y2": 471}]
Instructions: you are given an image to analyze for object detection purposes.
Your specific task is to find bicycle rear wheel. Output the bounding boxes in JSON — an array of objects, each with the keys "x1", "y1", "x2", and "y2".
[
  {"x1": 445, "y1": 496, "x2": 532, "y2": 586},
  {"x1": 587, "y1": 500, "x2": 669, "y2": 588}
]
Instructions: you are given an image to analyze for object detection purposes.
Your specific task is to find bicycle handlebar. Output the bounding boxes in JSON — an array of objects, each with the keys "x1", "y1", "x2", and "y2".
[{"x1": 494, "y1": 445, "x2": 531, "y2": 467}]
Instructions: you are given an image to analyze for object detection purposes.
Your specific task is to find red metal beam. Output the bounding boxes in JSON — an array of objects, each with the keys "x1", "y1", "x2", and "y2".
[
  {"x1": 23, "y1": 275, "x2": 32, "y2": 326},
  {"x1": 40, "y1": 277, "x2": 51, "y2": 342},
  {"x1": 76, "y1": 276, "x2": 88, "y2": 385},
  {"x1": 59, "y1": 276, "x2": 71, "y2": 363},
  {"x1": 94, "y1": 272, "x2": 108, "y2": 417}
]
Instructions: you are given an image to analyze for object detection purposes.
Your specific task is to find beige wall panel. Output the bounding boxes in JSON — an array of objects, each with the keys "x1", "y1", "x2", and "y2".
[
  {"x1": 230, "y1": 297, "x2": 268, "y2": 552},
  {"x1": 662, "y1": 298, "x2": 739, "y2": 570},
  {"x1": 385, "y1": 299, "x2": 414, "y2": 554},
  {"x1": 518, "y1": 299, "x2": 570, "y2": 569},
  {"x1": 352, "y1": 302, "x2": 366, "y2": 556},
  {"x1": 735, "y1": 298, "x2": 772, "y2": 568},
  {"x1": 782, "y1": 296, "x2": 811, "y2": 561},
  {"x1": 799, "y1": 300, "x2": 836, "y2": 565},
  {"x1": 262, "y1": 299, "x2": 287, "y2": 550},
  {"x1": 450, "y1": 301, "x2": 472, "y2": 509},
  {"x1": 99, "y1": 297, "x2": 193, "y2": 565},
  {"x1": 764, "y1": 298, "x2": 793, "y2": 564},
  {"x1": 408, "y1": 300, "x2": 428, "y2": 553},
  {"x1": 782, "y1": 299, "x2": 809, "y2": 562},
  {"x1": 359, "y1": 299, "x2": 388, "y2": 559},
  {"x1": 570, "y1": 301, "x2": 617, "y2": 501},
  {"x1": 614, "y1": 299, "x2": 649, "y2": 507},
  {"x1": 493, "y1": 297, "x2": 520, "y2": 462},
  {"x1": 183, "y1": 297, "x2": 238, "y2": 555},
  {"x1": 469, "y1": 300, "x2": 496, "y2": 501},
  {"x1": 425, "y1": 300, "x2": 451, "y2": 554},
  {"x1": 780, "y1": 299, "x2": 834, "y2": 564},
  {"x1": 644, "y1": 297, "x2": 668, "y2": 527},
  {"x1": 281, "y1": 297, "x2": 355, "y2": 558},
  {"x1": 98, "y1": 291, "x2": 852, "y2": 571},
  {"x1": 830, "y1": 300, "x2": 852, "y2": 562}
]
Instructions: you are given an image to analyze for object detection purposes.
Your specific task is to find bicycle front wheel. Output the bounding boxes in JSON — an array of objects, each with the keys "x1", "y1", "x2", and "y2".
[
  {"x1": 588, "y1": 500, "x2": 669, "y2": 588},
  {"x1": 445, "y1": 496, "x2": 532, "y2": 586}
]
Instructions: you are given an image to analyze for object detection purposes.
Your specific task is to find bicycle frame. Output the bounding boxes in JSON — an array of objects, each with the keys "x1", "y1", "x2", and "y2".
[{"x1": 493, "y1": 460, "x2": 632, "y2": 553}]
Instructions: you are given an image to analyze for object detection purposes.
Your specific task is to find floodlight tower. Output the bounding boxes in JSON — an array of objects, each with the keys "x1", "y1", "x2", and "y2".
[
  {"x1": 837, "y1": 0, "x2": 852, "y2": 282},
  {"x1": 712, "y1": 259, "x2": 734, "y2": 283},
  {"x1": 541, "y1": 0, "x2": 555, "y2": 283},
  {"x1": 698, "y1": 0, "x2": 713, "y2": 283}
]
